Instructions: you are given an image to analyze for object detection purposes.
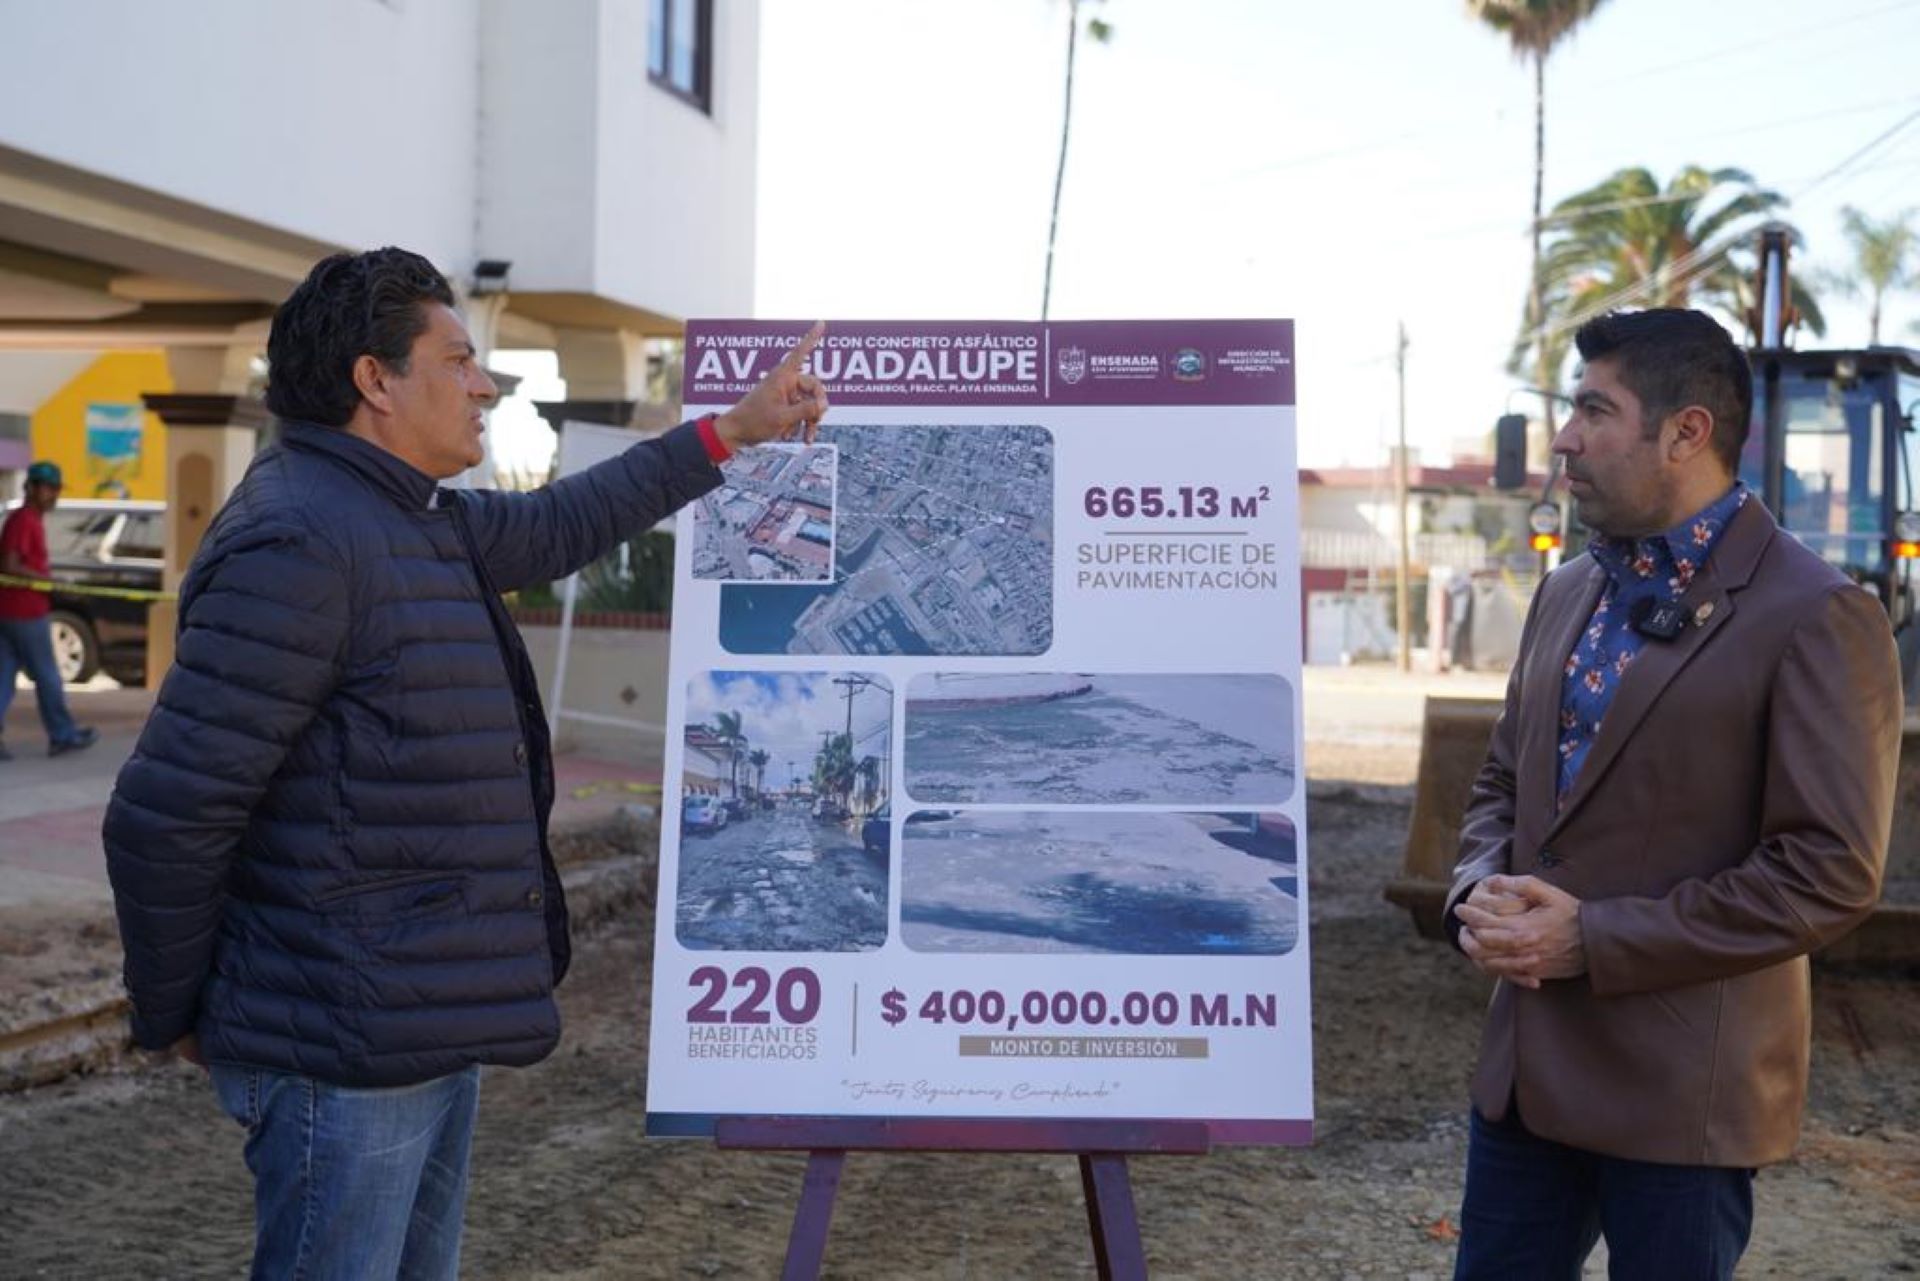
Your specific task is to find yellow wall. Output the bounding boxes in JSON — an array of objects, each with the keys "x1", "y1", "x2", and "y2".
[{"x1": 30, "y1": 351, "x2": 173, "y2": 500}]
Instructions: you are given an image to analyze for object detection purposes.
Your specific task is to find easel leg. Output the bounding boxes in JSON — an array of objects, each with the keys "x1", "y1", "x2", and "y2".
[
  {"x1": 1079, "y1": 1153, "x2": 1148, "y2": 1281},
  {"x1": 781, "y1": 1150, "x2": 846, "y2": 1281}
]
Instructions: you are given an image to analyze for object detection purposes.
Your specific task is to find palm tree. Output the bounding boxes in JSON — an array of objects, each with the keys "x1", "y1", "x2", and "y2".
[
  {"x1": 712, "y1": 710, "x2": 746, "y2": 799},
  {"x1": 1517, "y1": 165, "x2": 1822, "y2": 385},
  {"x1": 1469, "y1": 0, "x2": 1611, "y2": 452},
  {"x1": 1041, "y1": 0, "x2": 1111, "y2": 320},
  {"x1": 854, "y1": 755, "x2": 882, "y2": 814},
  {"x1": 748, "y1": 748, "x2": 771, "y2": 800},
  {"x1": 1823, "y1": 206, "x2": 1919, "y2": 346},
  {"x1": 812, "y1": 733, "x2": 856, "y2": 813}
]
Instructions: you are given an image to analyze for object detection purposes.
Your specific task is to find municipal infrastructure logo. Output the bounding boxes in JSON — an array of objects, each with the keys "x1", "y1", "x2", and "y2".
[
  {"x1": 1172, "y1": 348, "x2": 1208, "y2": 382},
  {"x1": 1057, "y1": 345, "x2": 1088, "y2": 386}
]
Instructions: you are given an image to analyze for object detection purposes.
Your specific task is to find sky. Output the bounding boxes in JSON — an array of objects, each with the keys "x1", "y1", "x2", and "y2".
[
  {"x1": 743, "y1": 0, "x2": 1920, "y2": 470},
  {"x1": 493, "y1": 0, "x2": 1920, "y2": 476},
  {"x1": 686, "y1": 670, "x2": 893, "y2": 790}
]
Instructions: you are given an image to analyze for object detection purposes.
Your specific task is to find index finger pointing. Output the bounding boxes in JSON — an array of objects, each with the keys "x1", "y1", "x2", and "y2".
[{"x1": 778, "y1": 321, "x2": 827, "y2": 373}]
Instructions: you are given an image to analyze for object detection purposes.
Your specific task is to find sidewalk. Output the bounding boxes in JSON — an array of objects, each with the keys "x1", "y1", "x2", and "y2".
[
  {"x1": 1, "y1": 664, "x2": 1504, "y2": 915},
  {"x1": 0, "y1": 683, "x2": 668, "y2": 914},
  {"x1": 0, "y1": 661, "x2": 1506, "y2": 1082}
]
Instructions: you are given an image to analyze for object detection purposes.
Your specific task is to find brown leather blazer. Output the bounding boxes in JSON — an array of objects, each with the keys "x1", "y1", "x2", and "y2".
[{"x1": 1448, "y1": 498, "x2": 1901, "y2": 1167}]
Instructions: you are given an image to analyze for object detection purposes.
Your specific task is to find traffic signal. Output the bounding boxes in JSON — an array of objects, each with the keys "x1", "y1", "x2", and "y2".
[
  {"x1": 1494, "y1": 414, "x2": 1528, "y2": 490},
  {"x1": 1896, "y1": 513, "x2": 1920, "y2": 561},
  {"x1": 1528, "y1": 501, "x2": 1562, "y2": 554}
]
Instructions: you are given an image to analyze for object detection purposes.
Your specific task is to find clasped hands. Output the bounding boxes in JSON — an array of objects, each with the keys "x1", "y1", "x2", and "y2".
[{"x1": 1456, "y1": 874, "x2": 1587, "y2": 989}]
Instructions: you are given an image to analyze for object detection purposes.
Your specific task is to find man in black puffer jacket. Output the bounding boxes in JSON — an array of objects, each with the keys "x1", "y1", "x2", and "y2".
[{"x1": 103, "y1": 248, "x2": 826, "y2": 1280}]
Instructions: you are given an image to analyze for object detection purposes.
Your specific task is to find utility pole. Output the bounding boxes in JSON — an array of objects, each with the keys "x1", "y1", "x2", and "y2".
[
  {"x1": 832, "y1": 675, "x2": 875, "y2": 815},
  {"x1": 1394, "y1": 321, "x2": 1412, "y2": 673},
  {"x1": 833, "y1": 675, "x2": 873, "y2": 740}
]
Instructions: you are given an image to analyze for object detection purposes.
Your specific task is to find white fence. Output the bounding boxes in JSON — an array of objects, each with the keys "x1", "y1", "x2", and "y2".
[{"x1": 1300, "y1": 529, "x2": 1489, "y2": 571}]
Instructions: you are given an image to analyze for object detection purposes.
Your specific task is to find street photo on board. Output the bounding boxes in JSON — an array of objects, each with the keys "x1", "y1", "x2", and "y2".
[
  {"x1": 900, "y1": 810, "x2": 1298, "y2": 955},
  {"x1": 719, "y1": 423, "x2": 1054, "y2": 655},
  {"x1": 903, "y1": 672, "x2": 1296, "y2": 804},
  {"x1": 676, "y1": 670, "x2": 892, "y2": 951},
  {"x1": 690, "y1": 443, "x2": 837, "y2": 581}
]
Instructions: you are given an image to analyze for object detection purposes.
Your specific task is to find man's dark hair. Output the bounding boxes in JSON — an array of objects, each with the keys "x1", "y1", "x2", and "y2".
[
  {"x1": 1572, "y1": 308, "x2": 1753, "y2": 473},
  {"x1": 265, "y1": 248, "x2": 456, "y2": 426}
]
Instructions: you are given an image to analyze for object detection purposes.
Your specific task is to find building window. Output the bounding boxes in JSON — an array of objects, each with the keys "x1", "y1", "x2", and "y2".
[{"x1": 648, "y1": 0, "x2": 712, "y2": 113}]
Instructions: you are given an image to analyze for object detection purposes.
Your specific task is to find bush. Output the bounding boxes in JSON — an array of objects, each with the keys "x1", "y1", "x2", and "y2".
[{"x1": 514, "y1": 530, "x2": 675, "y2": 614}]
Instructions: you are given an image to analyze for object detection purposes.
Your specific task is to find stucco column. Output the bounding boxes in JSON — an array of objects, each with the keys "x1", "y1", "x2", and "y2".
[
  {"x1": 534, "y1": 324, "x2": 696, "y2": 439},
  {"x1": 530, "y1": 396, "x2": 640, "y2": 434},
  {"x1": 138, "y1": 390, "x2": 267, "y2": 685},
  {"x1": 552, "y1": 326, "x2": 650, "y2": 402}
]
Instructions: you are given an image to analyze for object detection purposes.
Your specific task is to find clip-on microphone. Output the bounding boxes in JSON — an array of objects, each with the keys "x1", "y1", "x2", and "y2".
[{"x1": 1629, "y1": 595, "x2": 1689, "y2": 641}]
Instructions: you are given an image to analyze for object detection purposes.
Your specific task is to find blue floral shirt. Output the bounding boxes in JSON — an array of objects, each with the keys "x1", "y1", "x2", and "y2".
[{"x1": 1556, "y1": 484, "x2": 1749, "y2": 803}]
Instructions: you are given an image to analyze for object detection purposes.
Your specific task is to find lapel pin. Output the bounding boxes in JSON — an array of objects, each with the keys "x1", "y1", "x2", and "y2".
[{"x1": 1694, "y1": 601, "x2": 1715, "y2": 625}]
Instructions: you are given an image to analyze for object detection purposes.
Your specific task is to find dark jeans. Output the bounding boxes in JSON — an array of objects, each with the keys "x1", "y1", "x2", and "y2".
[
  {"x1": 1454, "y1": 1106, "x2": 1753, "y2": 1280},
  {"x1": 0, "y1": 616, "x2": 79, "y2": 746},
  {"x1": 211, "y1": 1063, "x2": 481, "y2": 1280}
]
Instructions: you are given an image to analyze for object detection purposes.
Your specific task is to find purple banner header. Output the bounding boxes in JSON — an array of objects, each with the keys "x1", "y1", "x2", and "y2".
[{"x1": 682, "y1": 319, "x2": 1294, "y2": 408}]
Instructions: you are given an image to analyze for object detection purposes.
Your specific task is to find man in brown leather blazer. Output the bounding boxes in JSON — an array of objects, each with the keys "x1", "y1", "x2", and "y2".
[{"x1": 1445, "y1": 309, "x2": 1901, "y2": 1280}]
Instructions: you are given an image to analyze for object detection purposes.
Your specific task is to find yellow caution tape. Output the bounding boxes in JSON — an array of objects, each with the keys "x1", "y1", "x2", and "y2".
[
  {"x1": 0, "y1": 573, "x2": 176, "y2": 603},
  {"x1": 1497, "y1": 565, "x2": 1537, "y2": 612},
  {"x1": 567, "y1": 780, "x2": 664, "y2": 801}
]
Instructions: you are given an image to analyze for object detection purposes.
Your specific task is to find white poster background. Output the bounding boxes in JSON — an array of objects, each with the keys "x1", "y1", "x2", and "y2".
[{"x1": 646, "y1": 325, "x2": 1308, "y2": 1144}]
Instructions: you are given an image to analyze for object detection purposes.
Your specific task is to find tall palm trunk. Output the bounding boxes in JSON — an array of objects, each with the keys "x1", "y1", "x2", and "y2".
[
  {"x1": 1042, "y1": 0, "x2": 1080, "y2": 321},
  {"x1": 1529, "y1": 52, "x2": 1558, "y2": 460}
]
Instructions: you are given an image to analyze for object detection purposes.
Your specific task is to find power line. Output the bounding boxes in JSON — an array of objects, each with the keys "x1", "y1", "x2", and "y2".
[
  {"x1": 1426, "y1": 147, "x2": 1920, "y2": 244},
  {"x1": 1536, "y1": 185, "x2": 1784, "y2": 227},
  {"x1": 1588, "y1": 0, "x2": 1920, "y2": 89},
  {"x1": 1687, "y1": 92, "x2": 1920, "y2": 145},
  {"x1": 1798, "y1": 108, "x2": 1920, "y2": 197},
  {"x1": 1528, "y1": 97, "x2": 1920, "y2": 226},
  {"x1": 1512, "y1": 107, "x2": 1920, "y2": 351},
  {"x1": 1196, "y1": 0, "x2": 1920, "y2": 196}
]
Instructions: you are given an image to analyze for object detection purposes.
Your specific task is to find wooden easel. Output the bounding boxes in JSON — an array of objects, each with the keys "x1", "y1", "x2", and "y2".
[{"x1": 715, "y1": 1117, "x2": 1211, "y2": 1280}]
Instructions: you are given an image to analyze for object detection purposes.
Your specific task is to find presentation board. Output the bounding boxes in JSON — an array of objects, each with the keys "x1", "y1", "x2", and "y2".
[{"x1": 645, "y1": 319, "x2": 1308, "y2": 1144}]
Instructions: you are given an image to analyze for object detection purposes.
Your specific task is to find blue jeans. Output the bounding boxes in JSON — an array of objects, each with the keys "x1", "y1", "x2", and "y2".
[
  {"x1": 1454, "y1": 1107, "x2": 1753, "y2": 1280},
  {"x1": 0, "y1": 616, "x2": 79, "y2": 746},
  {"x1": 210, "y1": 1063, "x2": 481, "y2": 1281}
]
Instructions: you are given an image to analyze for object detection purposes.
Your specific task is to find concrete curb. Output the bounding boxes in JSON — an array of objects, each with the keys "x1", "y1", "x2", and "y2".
[{"x1": 0, "y1": 818, "x2": 661, "y2": 1093}]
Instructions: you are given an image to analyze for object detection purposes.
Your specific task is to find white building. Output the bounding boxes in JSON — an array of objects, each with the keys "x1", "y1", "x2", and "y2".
[
  {"x1": 0, "y1": 0, "x2": 759, "y2": 491},
  {"x1": 0, "y1": 0, "x2": 758, "y2": 684}
]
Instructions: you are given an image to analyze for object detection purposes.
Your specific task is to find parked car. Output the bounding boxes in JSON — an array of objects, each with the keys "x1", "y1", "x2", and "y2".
[
  {"x1": 721, "y1": 796, "x2": 749, "y2": 824},
  {"x1": 3, "y1": 497, "x2": 163, "y2": 686},
  {"x1": 905, "y1": 810, "x2": 955, "y2": 826},
  {"x1": 681, "y1": 796, "x2": 727, "y2": 836},
  {"x1": 811, "y1": 796, "x2": 848, "y2": 824},
  {"x1": 860, "y1": 805, "x2": 890, "y2": 857}
]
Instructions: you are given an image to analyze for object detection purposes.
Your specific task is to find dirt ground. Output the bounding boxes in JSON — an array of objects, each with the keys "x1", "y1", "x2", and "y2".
[{"x1": 1, "y1": 742, "x2": 1916, "y2": 1278}]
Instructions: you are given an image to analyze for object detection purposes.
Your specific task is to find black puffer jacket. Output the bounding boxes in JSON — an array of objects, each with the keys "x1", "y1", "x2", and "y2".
[{"x1": 104, "y1": 420, "x2": 719, "y2": 1086}]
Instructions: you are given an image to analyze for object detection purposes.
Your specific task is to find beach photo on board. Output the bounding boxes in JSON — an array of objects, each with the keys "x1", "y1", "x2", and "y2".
[
  {"x1": 904, "y1": 672, "x2": 1294, "y2": 804},
  {"x1": 900, "y1": 810, "x2": 1298, "y2": 955}
]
